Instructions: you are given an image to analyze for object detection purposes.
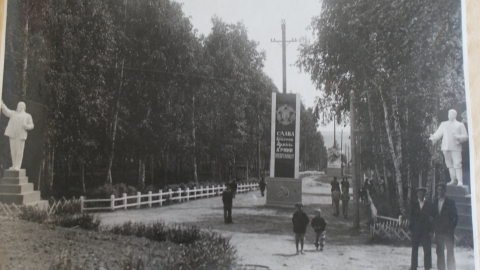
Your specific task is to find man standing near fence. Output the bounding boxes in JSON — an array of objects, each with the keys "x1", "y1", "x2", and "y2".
[
  {"x1": 409, "y1": 186, "x2": 434, "y2": 270},
  {"x1": 222, "y1": 186, "x2": 233, "y2": 224},
  {"x1": 434, "y1": 182, "x2": 458, "y2": 270}
]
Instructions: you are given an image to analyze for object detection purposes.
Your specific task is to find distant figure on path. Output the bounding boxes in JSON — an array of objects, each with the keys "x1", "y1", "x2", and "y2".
[
  {"x1": 311, "y1": 209, "x2": 326, "y2": 251},
  {"x1": 433, "y1": 182, "x2": 458, "y2": 270},
  {"x1": 259, "y1": 176, "x2": 267, "y2": 197},
  {"x1": 341, "y1": 177, "x2": 350, "y2": 191},
  {"x1": 409, "y1": 186, "x2": 434, "y2": 270},
  {"x1": 230, "y1": 179, "x2": 238, "y2": 198},
  {"x1": 1, "y1": 100, "x2": 34, "y2": 170},
  {"x1": 222, "y1": 186, "x2": 233, "y2": 224},
  {"x1": 331, "y1": 177, "x2": 340, "y2": 217},
  {"x1": 429, "y1": 109, "x2": 468, "y2": 186},
  {"x1": 292, "y1": 202, "x2": 309, "y2": 255},
  {"x1": 341, "y1": 186, "x2": 350, "y2": 219}
]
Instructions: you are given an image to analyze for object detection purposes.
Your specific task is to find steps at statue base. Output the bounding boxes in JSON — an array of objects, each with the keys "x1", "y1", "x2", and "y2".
[
  {"x1": 0, "y1": 169, "x2": 48, "y2": 210},
  {"x1": 446, "y1": 185, "x2": 472, "y2": 236}
]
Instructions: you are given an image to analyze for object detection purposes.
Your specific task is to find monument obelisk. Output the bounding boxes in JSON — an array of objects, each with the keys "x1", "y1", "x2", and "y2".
[{"x1": 266, "y1": 92, "x2": 301, "y2": 207}]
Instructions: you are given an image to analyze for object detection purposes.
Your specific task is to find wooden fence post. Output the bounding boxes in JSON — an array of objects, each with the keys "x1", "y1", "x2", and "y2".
[
  {"x1": 136, "y1": 192, "x2": 141, "y2": 208},
  {"x1": 148, "y1": 191, "x2": 152, "y2": 207},
  {"x1": 80, "y1": 196, "x2": 84, "y2": 213},
  {"x1": 123, "y1": 193, "x2": 127, "y2": 209},
  {"x1": 193, "y1": 186, "x2": 197, "y2": 199},
  {"x1": 110, "y1": 195, "x2": 115, "y2": 211},
  {"x1": 186, "y1": 188, "x2": 190, "y2": 201},
  {"x1": 168, "y1": 189, "x2": 173, "y2": 203},
  {"x1": 159, "y1": 190, "x2": 163, "y2": 206}
]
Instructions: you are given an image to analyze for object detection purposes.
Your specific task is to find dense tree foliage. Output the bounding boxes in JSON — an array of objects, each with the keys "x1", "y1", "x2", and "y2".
[
  {"x1": 300, "y1": 105, "x2": 327, "y2": 171},
  {"x1": 2, "y1": 0, "x2": 326, "y2": 197},
  {"x1": 298, "y1": 0, "x2": 464, "y2": 216}
]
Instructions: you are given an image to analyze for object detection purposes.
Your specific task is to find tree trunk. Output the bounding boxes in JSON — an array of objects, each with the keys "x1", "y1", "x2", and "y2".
[
  {"x1": 192, "y1": 93, "x2": 198, "y2": 185},
  {"x1": 49, "y1": 147, "x2": 55, "y2": 192},
  {"x1": 258, "y1": 127, "x2": 261, "y2": 180},
  {"x1": 381, "y1": 145, "x2": 390, "y2": 205},
  {"x1": 106, "y1": 59, "x2": 125, "y2": 184},
  {"x1": 21, "y1": 16, "x2": 29, "y2": 98},
  {"x1": 427, "y1": 117, "x2": 438, "y2": 201},
  {"x1": 80, "y1": 158, "x2": 85, "y2": 193},
  {"x1": 150, "y1": 155, "x2": 154, "y2": 186},
  {"x1": 164, "y1": 149, "x2": 169, "y2": 186},
  {"x1": 138, "y1": 156, "x2": 145, "y2": 190},
  {"x1": 407, "y1": 163, "x2": 412, "y2": 206},
  {"x1": 378, "y1": 86, "x2": 406, "y2": 216}
]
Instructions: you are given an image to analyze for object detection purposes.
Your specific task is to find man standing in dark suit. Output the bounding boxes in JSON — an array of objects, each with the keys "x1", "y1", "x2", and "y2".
[
  {"x1": 222, "y1": 186, "x2": 234, "y2": 224},
  {"x1": 433, "y1": 182, "x2": 458, "y2": 270},
  {"x1": 331, "y1": 177, "x2": 341, "y2": 217},
  {"x1": 409, "y1": 187, "x2": 434, "y2": 270}
]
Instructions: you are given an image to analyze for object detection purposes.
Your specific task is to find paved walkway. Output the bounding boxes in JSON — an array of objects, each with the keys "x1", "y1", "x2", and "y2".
[{"x1": 98, "y1": 176, "x2": 476, "y2": 270}]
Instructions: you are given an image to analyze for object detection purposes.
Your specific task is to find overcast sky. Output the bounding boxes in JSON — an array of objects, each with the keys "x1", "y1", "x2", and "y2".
[
  {"x1": 178, "y1": 0, "x2": 349, "y2": 148},
  {"x1": 179, "y1": 0, "x2": 321, "y2": 107}
]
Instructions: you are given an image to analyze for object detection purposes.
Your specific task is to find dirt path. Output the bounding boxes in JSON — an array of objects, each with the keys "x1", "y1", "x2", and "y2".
[{"x1": 98, "y1": 175, "x2": 476, "y2": 270}]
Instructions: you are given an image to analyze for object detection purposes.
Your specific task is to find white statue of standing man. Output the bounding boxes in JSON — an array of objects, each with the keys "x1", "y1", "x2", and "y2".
[
  {"x1": 429, "y1": 109, "x2": 468, "y2": 186},
  {"x1": 1, "y1": 100, "x2": 34, "y2": 170}
]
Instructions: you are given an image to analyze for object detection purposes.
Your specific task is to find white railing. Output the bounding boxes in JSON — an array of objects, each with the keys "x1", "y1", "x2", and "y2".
[
  {"x1": 367, "y1": 190, "x2": 411, "y2": 241},
  {"x1": 80, "y1": 182, "x2": 259, "y2": 212}
]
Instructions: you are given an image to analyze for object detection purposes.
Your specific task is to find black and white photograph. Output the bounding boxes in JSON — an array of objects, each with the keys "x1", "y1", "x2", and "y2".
[{"x1": 0, "y1": 0, "x2": 478, "y2": 269}]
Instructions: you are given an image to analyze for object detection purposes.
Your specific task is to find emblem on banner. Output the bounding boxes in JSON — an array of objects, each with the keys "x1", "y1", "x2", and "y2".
[
  {"x1": 278, "y1": 186, "x2": 290, "y2": 197},
  {"x1": 276, "y1": 104, "x2": 295, "y2": 125}
]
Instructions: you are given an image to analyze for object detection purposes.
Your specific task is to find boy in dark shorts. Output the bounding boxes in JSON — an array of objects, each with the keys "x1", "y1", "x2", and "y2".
[
  {"x1": 311, "y1": 209, "x2": 327, "y2": 251},
  {"x1": 292, "y1": 202, "x2": 310, "y2": 254}
]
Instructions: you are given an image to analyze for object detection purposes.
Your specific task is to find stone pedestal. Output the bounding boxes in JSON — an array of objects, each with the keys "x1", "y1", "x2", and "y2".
[
  {"x1": 446, "y1": 185, "x2": 472, "y2": 236},
  {"x1": 0, "y1": 169, "x2": 48, "y2": 208}
]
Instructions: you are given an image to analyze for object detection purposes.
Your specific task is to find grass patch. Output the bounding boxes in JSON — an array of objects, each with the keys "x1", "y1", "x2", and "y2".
[{"x1": 109, "y1": 221, "x2": 237, "y2": 269}]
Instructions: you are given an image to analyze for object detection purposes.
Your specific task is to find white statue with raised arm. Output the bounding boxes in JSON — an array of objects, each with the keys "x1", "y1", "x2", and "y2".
[
  {"x1": 429, "y1": 109, "x2": 468, "y2": 186},
  {"x1": 1, "y1": 100, "x2": 34, "y2": 170}
]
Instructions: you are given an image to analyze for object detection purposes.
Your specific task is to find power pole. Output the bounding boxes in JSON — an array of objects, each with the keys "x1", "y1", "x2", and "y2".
[{"x1": 271, "y1": 20, "x2": 297, "y2": 93}]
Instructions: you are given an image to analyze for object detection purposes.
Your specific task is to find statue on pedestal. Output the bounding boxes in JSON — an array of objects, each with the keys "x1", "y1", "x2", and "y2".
[
  {"x1": 1, "y1": 100, "x2": 34, "y2": 170},
  {"x1": 429, "y1": 109, "x2": 468, "y2": 186}
]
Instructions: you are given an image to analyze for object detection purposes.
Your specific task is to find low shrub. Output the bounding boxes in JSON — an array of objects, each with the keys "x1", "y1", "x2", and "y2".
[
  {"x1": 18, "y1": 205, "x2": 49, "y2": 223},
  {"x1": 91, "y1": 183, "x2": 138, "y2": 198},
  {"x1": 50, "y1": 249, "x2": 156, "y2": 270},
  {"x1": 164, "y1": 231, "x2": 237, "y2": 270},
  {"x1": 50, "y1": 250, "x2": 80, "y2": 270},
  {"x1": 167, "y1": 224, "x2": 201, "y2": 244},
  {"x1": 109, "y1": 221, "x2": 237, "y2": 269},
  {"x1": 18, "y1": 205, "x2": 100, "y2": 231},
  {"x1": 54, "y1": 213, "x2": 101, "y2": 231},
  {"x1": 109, "y1": 222, "x2": 206, "y2": 244},
  {"x1": 109, "y1": 221, "x2": 169, "y2": 242}
]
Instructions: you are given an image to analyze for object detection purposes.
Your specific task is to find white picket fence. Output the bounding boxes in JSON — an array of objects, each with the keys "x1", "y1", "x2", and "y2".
[{"x1": 80, "y1": 182, "x2": 259, "y2": 212}]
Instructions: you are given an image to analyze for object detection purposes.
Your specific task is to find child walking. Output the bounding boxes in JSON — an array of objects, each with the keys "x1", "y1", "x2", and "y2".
[
  {"x1": 292, "y1": 202, "x2": 310, "y2": 254},
  {"x1": 311, "y1": 209, "x2": 327, "y2": 251}
]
